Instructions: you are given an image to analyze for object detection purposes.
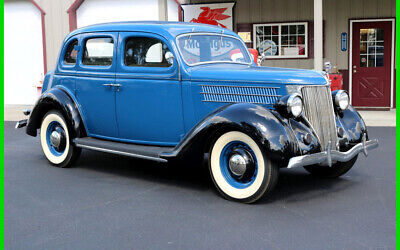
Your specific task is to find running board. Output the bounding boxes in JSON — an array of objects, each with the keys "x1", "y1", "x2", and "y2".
[{"x1": 73, "y1": 137, "x2": 174, "y2": 163}]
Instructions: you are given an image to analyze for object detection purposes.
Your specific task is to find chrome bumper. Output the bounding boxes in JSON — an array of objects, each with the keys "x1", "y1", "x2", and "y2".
[
  {"x1": 14, "y1": 109, "x2": 31, "y2": 129},
  {"x1": 287, "y1": 135, "x2": 379, "y2": 169},
  {"x1": 15, "y1": 119, "x2": 28, "y2": 129}
]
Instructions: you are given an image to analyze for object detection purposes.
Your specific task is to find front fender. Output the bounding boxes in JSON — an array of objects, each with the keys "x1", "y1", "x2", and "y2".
[
  {"x1": 336, "y1": 105, "x2": 368, "y2": 147},
  {"x1": 26, "y1": 87, "x2": 86, "y2": 138},
  {"x1": 160, "y1": 103, "x2": 300, "y2": 163}
]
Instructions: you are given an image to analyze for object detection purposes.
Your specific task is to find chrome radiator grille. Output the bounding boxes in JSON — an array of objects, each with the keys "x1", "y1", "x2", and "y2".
[
  {"x1": 301, "y1": 86, "x2": 337, "y2": 150},
  {"x1": 200, "y1": 85, "x2": 281, "y2": 105}
]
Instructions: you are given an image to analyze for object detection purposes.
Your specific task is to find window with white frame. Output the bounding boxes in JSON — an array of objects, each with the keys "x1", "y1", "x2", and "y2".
[{"x1": 253, "y1": 22, "x2": 308, "y2": 59}]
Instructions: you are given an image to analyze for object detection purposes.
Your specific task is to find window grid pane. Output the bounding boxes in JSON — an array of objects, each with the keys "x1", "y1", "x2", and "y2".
[
  {"x1": 359, "y1": 28, "x2": 384, "y2": 68},
  {"x1": 255, "y1": 23, "x2": 307, "y2": 58}
]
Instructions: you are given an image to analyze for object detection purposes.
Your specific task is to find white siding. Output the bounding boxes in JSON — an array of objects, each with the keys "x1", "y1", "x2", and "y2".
[
  {"x1": 186, "y1": 0, "x2": 396, "y2": 70},
  {"x1": 167, "y1": 0, "x2": 179, "y2": 21},
  {"x1": 4, "y1": 0, "x2": 44, "y2": 104},
  {"x1": 77, "y1": 0, "x2": 159, "y2": 28},
  {"x1": 324, "y1": 0, "x2": 396, "y2": 70},
  {"x1": 34, "y1": 0, "x2": 75, "y2": 71}
]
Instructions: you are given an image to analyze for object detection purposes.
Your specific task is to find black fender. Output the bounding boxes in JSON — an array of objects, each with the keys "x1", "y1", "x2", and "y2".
[
  {"x1": 160, "y1": 103, "x2": 305, "y2": 164},
  {"x1": 26, "y1": 87, "x2": 86, "y2": 138},
  {"x1": 335, "y1": 105, "x2": 368, "y2": 149}
]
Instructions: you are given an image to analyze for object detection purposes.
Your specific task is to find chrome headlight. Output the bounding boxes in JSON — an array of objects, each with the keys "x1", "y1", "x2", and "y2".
[
  {"x1": 333, "y1": 90, "x2": 349, "y2": 110},
  {"x1": 287, "y1": 94, "x2": 303, "y2": 117}
]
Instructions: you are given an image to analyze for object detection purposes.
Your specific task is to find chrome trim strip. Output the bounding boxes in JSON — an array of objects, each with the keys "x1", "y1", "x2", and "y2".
[
  {"x1": 287, "y1": 138, "x2": 379, "y2": 169},
  {"x1": 199, "y1": 84, "x2": 280, "y2": 89},
  {"x1": 74, "y1": 143, "x2": 168, "y2": 163},
  {"x1": 200, "y1": 92, "x2": 281, "y2": 97},
  {"x1": 201, "y1": 100, "x2": 276, "y2": 104}
]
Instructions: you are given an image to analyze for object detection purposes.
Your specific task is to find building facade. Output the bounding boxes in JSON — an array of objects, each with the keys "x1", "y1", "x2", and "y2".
[
  {"x1": 4, "y1": 0, "x2": 396, "y2": 109},
  {"x1": 4, "y1": 0, "x2": 180, "y2": 104}
]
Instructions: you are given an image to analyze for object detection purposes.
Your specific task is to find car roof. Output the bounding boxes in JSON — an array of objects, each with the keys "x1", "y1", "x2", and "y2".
[{"x1": 64, "y1": 21, "x2": 238, "y2": 41}]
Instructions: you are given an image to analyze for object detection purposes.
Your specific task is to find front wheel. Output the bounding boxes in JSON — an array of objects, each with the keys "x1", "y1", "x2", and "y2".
[
  {"x1": 209, "y1": 131, "x2": 279, "y2": 203},
  {"x1": 303, "y1": 155, "x2": 358, "y2": 178},
  {"x1": 40, "y1": 110, "x2": 81, "y2": 168}
]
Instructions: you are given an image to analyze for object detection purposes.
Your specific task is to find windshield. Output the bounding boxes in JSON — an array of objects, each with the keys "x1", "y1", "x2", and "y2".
[{"x1": 177, "y1": 34, "x2": 252, "y2": 66}]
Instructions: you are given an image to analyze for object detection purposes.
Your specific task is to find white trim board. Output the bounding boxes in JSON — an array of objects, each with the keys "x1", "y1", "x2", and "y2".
[{"x1": 349, "y1": 18, "x2": 395, "y2": 108}]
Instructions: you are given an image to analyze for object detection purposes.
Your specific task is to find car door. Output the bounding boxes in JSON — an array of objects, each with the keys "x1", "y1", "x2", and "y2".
[
  {"x1": 115, "y1": 32, "x2": 184, "y2": 146},
  {"x1": 75, "y1": 32, "x2": 118, "y2": 138}
]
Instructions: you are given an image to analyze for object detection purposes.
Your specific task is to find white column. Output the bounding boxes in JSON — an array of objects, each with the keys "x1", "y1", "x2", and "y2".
[
  {"x1": 158, "y1": 0, "x2": 168, "y2": 21},
  {"x1": 314, "y1": 0, "x2": 323, "y2": 71}
]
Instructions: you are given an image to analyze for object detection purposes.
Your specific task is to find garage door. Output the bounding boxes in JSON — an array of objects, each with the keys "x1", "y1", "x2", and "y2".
[
  {"x1": 77, "y1": 0, "x2": 160, "y2": 28},
  {"x1": 4, "y1": 1, "x2": 44, "y2": 105}
]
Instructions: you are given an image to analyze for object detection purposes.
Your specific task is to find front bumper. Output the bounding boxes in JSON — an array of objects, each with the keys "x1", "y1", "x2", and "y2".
[{"x1": 287, "y1": 134, "x2": 378, "y2": 168}]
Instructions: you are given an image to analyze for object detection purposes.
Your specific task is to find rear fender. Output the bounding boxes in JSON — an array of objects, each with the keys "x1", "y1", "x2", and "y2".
[{"x1": 26, "y1": 87, "x2": 86, "y2": 138}]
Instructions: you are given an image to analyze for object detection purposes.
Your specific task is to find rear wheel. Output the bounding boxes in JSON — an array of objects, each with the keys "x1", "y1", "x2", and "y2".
[
  {"x1": 209, "y1": 131, "x2": 279, "y2": 203},
  {"x1": 303, "y1": 156, "x2": 358, "y2": 178},
  {"x1": 40, "y1": 110, "x2": 81, "y2": 168}
]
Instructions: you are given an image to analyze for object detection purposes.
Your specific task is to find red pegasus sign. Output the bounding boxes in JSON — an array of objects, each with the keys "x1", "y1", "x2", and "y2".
[{"x1": 190, "y1": 7, "x2": 231, "y2": 28}]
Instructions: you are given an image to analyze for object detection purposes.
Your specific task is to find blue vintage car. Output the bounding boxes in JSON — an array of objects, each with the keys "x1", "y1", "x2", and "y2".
[{"x1": 17, "y1": 21, "x2": 378, "y2": 203}]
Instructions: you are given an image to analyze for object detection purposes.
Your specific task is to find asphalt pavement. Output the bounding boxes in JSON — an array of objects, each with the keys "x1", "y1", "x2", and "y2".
[{"x1": 5, "y1": 121, "x2": 395, "y2": 250}]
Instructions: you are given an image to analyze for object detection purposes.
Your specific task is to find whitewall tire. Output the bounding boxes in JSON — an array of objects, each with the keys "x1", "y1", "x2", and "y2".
[
  {"x1": 209, "y1": 131, "x2": 279, "y2": 203},
  {"x1": 40, "y1": 111, "x2": 81, "y2": 168}
]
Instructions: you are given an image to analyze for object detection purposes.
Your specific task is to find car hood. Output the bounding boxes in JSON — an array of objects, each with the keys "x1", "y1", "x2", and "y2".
[{"x1": 188, "y1": 64, "x2": 327, "y2": 85}]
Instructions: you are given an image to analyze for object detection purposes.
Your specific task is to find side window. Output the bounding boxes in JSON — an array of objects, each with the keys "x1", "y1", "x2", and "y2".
[
  {"x1": 82, "y1": 37, "x2": 114, "y2": 66},
  {"x1": 64, "y1": 40, "x2": 78, "y2": 65},
  {"x1": 124, "y1": 37, "x2": 172, "y2": 67}
]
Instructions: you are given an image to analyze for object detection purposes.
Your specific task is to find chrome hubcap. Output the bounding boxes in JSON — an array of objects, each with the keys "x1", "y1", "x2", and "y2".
[
  {"x1": 227, "y1": 148, "x2": 255, "y2": 181},
  {"x1": 49, "y1": 125, "x2": 66, "y2": 152},
  {"x1": 50, "y1": 130, "x2": 62, "y2": 148},
  {"x1": 229, "y1": 154, "x2": 247, "y2": 177}
]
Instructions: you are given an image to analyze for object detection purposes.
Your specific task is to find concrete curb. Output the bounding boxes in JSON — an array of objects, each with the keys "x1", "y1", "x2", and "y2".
[
  {"x1": 358, "y1": 110, "x2": 396, "y2": 127},
  {"x1": 4, "y1": 105, "x2": 33, "y2": 122}
]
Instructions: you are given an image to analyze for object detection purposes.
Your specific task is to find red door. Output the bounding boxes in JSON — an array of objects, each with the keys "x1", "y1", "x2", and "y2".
[{"x1": 351, "y1": 21, "x2": 392, "y2": 107}]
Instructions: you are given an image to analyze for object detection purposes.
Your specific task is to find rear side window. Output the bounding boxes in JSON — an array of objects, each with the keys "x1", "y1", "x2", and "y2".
[
  {"x1": 64, "y1": 40, "x2": 78, "y2": 65},
  {"x1": 82, "y1": 37, "x2": 114, "y2": 66},
  {"x1": 124, "y1": 37, "x2": 172, "y2": 67}
]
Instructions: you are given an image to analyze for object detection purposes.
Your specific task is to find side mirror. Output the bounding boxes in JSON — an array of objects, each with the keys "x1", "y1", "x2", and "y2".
[{"x1": 165, "y1": 51, "x2": 174, "y2": 65}]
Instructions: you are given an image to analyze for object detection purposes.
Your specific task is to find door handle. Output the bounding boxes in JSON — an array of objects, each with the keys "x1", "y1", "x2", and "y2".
[
  {"x1": 103, "y1": 83, "x2": 122, "y2": 91},
  {"x1": 103, "y1": 83, "x2": 122, "y2": 87}
]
